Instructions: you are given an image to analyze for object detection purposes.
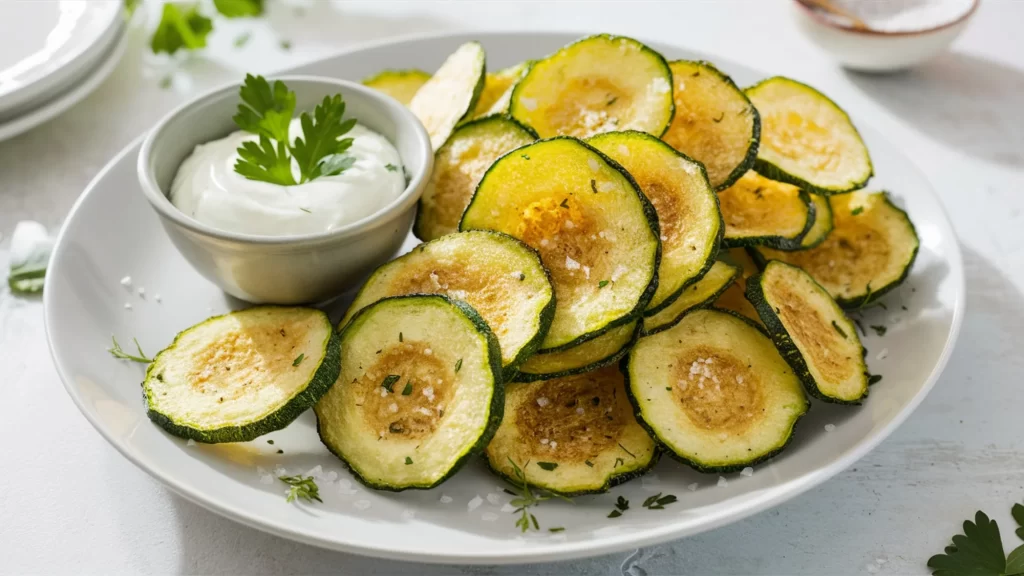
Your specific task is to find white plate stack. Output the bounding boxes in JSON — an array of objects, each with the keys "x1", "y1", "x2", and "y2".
[{"x1": 0, "y1": 0, "x2": 127, "y2": 141}]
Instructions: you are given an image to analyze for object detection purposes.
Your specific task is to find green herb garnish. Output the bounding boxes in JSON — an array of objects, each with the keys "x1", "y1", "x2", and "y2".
[
  {"x1": 585, "y1": 460, "x2": 594, "y2": 467},
  {"x1": 518, "y1": 273, "x2": 526, "y2": 281},
  {"x1": 279, "y1": 474, "x2": 322, "y2": 503},
  {"x1": 712, "y1": 112, "x2": 725, "y2": 123},
  {"x1": 399, "y1": 331, "x2": 403, "y2": 342},
  {"x1": 606, "y1": 96, "x2": 618, "y2": 106},
  {"x1": 385, "y1": 163, "x2": 398, "y2": 172},
  {"x1": 108, "y1": 336, "x2": 153, "y2": 363},
  {"x1": 590, "y1": 179, "x2": 598, "y2": 193},
  {"x1": 150, "y1": 3, "x2": 213, "y2": 55},
  {"x1": 613, "y1": 457, "x2": 624, "y2": 468},
  {"x1": 401, "y1": 381, "x2": 413, "y2": 395},
  {"x1": 232, "y1": 75, "x2": 356, "y2": 186},
  {"x1": 158, "y1": 75, "x2": 173, "y2": 90},
  {"x1": 608, "y1": 496, "x2": 629, "y2": 518},
  {"x1": 405, "y1": 456, "x2": 413, "y2": 465},
  {"x1": 642, "y1": 493, "x2": 678, "y2": 510},
  {"x1": 617, "y1": 443, "x2": 635, "y2": 459},
  {"x1": 560, "y1": 198, "x2": 569, "y2": 209},
  {"x1": 280, "y1": 40, "x2": 292, "y2": 51},
  {"x1": 871, "y1": 325, "x2": 887, "y2": 336},
  {"x1": 214, "y1": 0, "x2": 264, "y2": 18},
  {"x1": 831, "y1": 320, "x2": 847, "y2": 339},
  {"x1": 292, "y1": 353, "x2": 304, "y2": 366},
  {"x1": 537, "y1": 462, "x2": 558, "y2": 471},
  {"x1": 505, "y1": 458, "x2": 572, "y2": 532},
  {"x1": 851, "y1": 206, "x2": 864, "y2": 216},
  {"x1": 455, "y1": 358, "x2": 463, "y2": 373},
  {"x1": 521, "y1": 153, "x2": 531, "y2": 160},
  {"x1": 381, "y1": 374, "x2": 400, "y2": 393},
  {"x1": 548, "y1": 527, "x2": 565, "y2": 533},
  {"x1": 598, "y1": 280, "x2": 609, "y2": 288},
  {"x1": 233, "y1": 32, "x2": 251, "y2": 48},
  {"x1": 298, "y1": 207, "x2": 311, "y2": 214},
  {"x1": 927, "y1": 506, "x2": 1024, "y2": 576},
  {"x1": 868, "y1": 374, "x2": 883, "y2": 385}
]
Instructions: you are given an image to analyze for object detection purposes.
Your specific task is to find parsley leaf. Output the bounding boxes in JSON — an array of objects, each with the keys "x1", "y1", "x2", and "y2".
[
  {"x1": 150, "y1": 3, "x2": 213, "y2": 55},
  {"x1": 233, "y1": 74, "x2": 296, "y2": 144},
  {"x1": 317, "y1": 154, "x2": 356, "y2": 178},
  {"x1": 291, "y1": 95, "x2": 357, "y2": 183},
  {"x1": 608, "y1": 495, "x2": 629, "y2": 518},
  {"x1": 213, "y1": 0, "x2": 264, "y2": 18},
  {"x1": 927, "y1": 511, "x2": 1007, "y2": 575},
  {"x1": 279, "y1": 475, "x2": 322, "y2": 504},
  {"x1": 234, "y1": 135, "x2": 295, "y2": 186}
]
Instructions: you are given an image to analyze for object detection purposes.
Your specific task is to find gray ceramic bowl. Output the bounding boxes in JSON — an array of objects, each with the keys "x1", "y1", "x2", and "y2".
[{"x1": 137, "y1": 75, "x2": 432, "y2": 304}]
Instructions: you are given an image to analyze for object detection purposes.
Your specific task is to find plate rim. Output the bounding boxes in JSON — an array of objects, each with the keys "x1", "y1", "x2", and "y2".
[{"x1": 43, "y1": 29, "x2": 967, "y2": 565}]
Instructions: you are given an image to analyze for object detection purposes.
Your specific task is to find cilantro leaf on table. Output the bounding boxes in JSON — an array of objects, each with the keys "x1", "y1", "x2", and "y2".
[
  {"x1": 150, "y1": 3, "x2": 213, "y2": 55},
  {"x1": 291, "y1": 95, "x2": 357, "y2": 183},
  {"x1": 927, "y1": 511, "x2": 1008, "y2": 575},
  {"x1": 213, "y1": 0, "x2": 264, "y2": 18},
  {"x1": 233, "y1": 74, "x2": 296, "y2": 144}
]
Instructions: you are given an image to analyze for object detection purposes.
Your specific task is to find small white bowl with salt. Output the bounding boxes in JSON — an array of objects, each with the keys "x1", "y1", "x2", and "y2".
[{"x1": 792, "y1": 0, "x2": 979, "y2": 72}]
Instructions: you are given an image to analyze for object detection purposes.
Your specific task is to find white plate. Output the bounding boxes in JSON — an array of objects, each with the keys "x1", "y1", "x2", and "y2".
[
  {"x1": 44, "y1": 32, "x2": 965, "y2": 565},
  {"x1": 0, "y1": 0, "x2": 122, "y2": 120},
  {"x1": 0, "y1": 20, "x2": 126, "y2": 143}
]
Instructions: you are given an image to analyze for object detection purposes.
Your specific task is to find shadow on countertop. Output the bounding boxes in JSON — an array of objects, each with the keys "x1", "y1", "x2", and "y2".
[{"x1": 845, "y1": 52, "x2": 1024, "y2": 168}]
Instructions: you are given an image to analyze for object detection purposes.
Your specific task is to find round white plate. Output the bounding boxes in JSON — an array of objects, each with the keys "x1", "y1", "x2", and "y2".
[
  {"x1": 0, "y1": 0, "x2": 122, "y2": 120},
  {"x1": 0, "y1": 19, "x2": 126, "y2": 143},
  {"x1": 44, "y1": 32, "x2": 964, "y2": 565}
]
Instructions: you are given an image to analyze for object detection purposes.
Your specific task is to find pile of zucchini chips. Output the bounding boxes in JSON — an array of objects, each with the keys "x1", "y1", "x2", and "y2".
[{"x1": 143, "y1": 35, "x2": 920, "y2": 495}]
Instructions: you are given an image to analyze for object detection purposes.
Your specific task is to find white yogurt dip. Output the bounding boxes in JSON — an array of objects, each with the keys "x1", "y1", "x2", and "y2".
[{"x1": 170, "y1": 120, "x2": 405, "y2": 236}]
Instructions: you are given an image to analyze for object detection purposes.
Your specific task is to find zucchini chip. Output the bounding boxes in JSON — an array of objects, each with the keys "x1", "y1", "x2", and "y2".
[
  {"x1": 409, "y1": 42, "x2": 486, "y2": 149},
  {"x1": 752, "y1": 191, "x2": 919, "y2": 308},
  {"x1": 461, "y1": 137, "x2": 660, "y2": 352},
  {"x1": 719, "y1": 171, "x2": 814, "y2": 250},
  {"x1": 661, "y1": 60, "x2": 760, "y2": 190},
  {"x1": 713, "y1": 249, "x2": 763, "y2": 325},
  {"x1": 515, "y1": 320, "x2": 638, "y2": 382},
  {"x1": 471, "y1": 61, "x2": 530, "y2": 119},
  {"x1": 588, "y1": 131, "x2": 722, "y2": 315},
  {"x1": 486, "y1": 365, "x2": 657, "y2": 496},
  {"x1": 642, "y1": 261, "x2": 740, "y2": 336},
  {"x1": 747, "y1": 261, "x2": 868, "y2": 403},
  {"x1": 746, "y1": 77, "x2": 872, "y2": 195},
  {"x1": 316, "y1": 295, "x2": 503, "y2": 491},
  {"x1": 414, "y1": 115, "x2": 537, "y2": 241},
  {"x1": 801, "y1": 193, "x2": 834, "y2": 249},
  {"x1": 143, "y1": 307, "x2": 340, "y2": 443},
  {"x1": 362, "y1": 69, "x2": 431, "y2": 106},
  {"x1": 510, "y1": 35, "x2": 674, "y2": 139},
  {"x1": 626, "y1": 309, "x2": 808, "y2": 472},
  {"x1": 340, "y1": 230, "x2": 554, "y2": 377}
]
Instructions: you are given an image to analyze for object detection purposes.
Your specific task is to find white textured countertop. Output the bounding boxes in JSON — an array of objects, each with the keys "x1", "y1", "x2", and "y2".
[{"x1": 2, "y1": 2, "x2": 1023, "y2": 574}]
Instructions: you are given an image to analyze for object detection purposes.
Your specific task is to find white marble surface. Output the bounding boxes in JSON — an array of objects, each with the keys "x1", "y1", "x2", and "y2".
[{"x1": 1, "y1": 1, "x2": 1023, "y2": 574}]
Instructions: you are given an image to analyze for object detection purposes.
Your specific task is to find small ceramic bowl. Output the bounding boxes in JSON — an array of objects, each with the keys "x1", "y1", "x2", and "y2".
[
  {"x1": 792, "y1": 0, "x2": 979, "y2": 72},
  {"x1": 138, "y1": 76, "x2": 432, "y2": 305}
]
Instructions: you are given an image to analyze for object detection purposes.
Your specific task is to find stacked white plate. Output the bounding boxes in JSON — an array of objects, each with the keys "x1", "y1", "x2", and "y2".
[{"x1": 0, "y1": 0, "x2": 127, "y2": 141}]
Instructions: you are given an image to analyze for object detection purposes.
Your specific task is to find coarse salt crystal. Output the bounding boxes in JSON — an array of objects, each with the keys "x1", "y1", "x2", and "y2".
[
  {"x1": 274, "y1": 466, "x2": 287, "y2": 476},
  {"x1": 306, "y1": 465, "x2": 323, "y2": 479},
  {"x1": 520, "y1": 97, "x2": 538, "y2": 111},
  {"x1": 825, "y1": 423, "x2": 836, "y2": 432},
  {"x1": 326, "y1": 471, "x2": 339, "y2": 483},
  {"x1": 687, "y1": 482, "x2": 699, "y2": 492},
  {"x1": 540, "y1": 238, "x2": 550, "y2": 247},
  {"x1": 575, "y1": 407, "x2": 584, "y2": 415},
  {"x1": 564, "y1": 220, "x2": 575, "y2": 230},
  {"x1": 448, "y1": 289, "x2": 468, "y2": 300},
  {"x1": 124, "y1": 303, "x2": 133, "y2": 310},
  {"x1": 424, "y1": 348, "x2": 432, "y2": 355},
  {"x1": 486, "y1": 493, "x2": 502, "y2": 505},
  {"x1": 681, "y1": 160, "x2": 697, "y2": 175},
  {"x1": 597, "y1": 181, "x2": 616, "y2": 193},
  {"x1": 423, "y1": 386, "x2": 435, "y2": 400},
  {"x1": 536, "y1": 397, "x2": 550, "y2": 407},
  {"x1": 876, "y1": 348, "x2": 889, "y2": 360},
  {"x1": 588, "y1": 158, "x2": 600, "y2": 173},
  {"x1": 440, "y1": 494, "x2": 453, "y2": 504},
  {"x1": 380, "y1": 388, "x2": 388, "y2": 397},
  {"x1": 651, "y1": 77, "x2": 671, "y2": 94},
  {"x1": 260, "y1": 474, "x2": 274, "y2": 485},
  {"x1": 137, "y1": 287, "x2": 145, "y2": 298},
  {"x1": 353, "y1": 500, "x2": 371, "y2": 510},
  {"x1": 401, "y1": 509, "x2": 416, "y2": 520},
  {"x1": 511, "y1": 271, "x2": 523, "y2": 279},
  {"x1": 740, "y1": 467, "x2": 753, "y2": 477},
  {"x1": 540, "y1": 438, "x2": 549, "y2": 445},
  {"x1": 417, "y1": 407, "x2": 432, "y2": 416},
  {"x1": 389, "y1": 403, "x2": 398, "y2": 413},
  {"x1": 549, "y1": 441, "x2": 558, "y2": 449},
  {"x1": 717, "y1": 476, "x2": 728, "y2": 487},
  {"x1": 186, "y1": 439, "x2": 196, "y2": 447},
  {"x1": 154, "y1": 294, "x2": 162, "y2": 303},
  {"x1": 500, "y1": 502, "x2": 516, "y2": 513},
  {"x1": 429, "y1": 272, "x2": 441, "y2": 288},
  {"x1": 582, "y1": 265, "x2": 590, "y2": 279},
  {"x1": 618, "y1": 144, "x2": 630, "y2": 156},
  {"x1": 736, "y1": 375, "x2": 744, "y2": 384},
  {"x1": 611, "y1": 264, "x2": 629, "y2": 282},
  {"x1": 660, "y1": 235, "x2": 667, "y2": 241},
  {"x1": 481, "y1": 512, "x2": 499, "y2": 522},
  {"x1": 467, "y1": 495, "x2": 483, "y2": 511},
  {"x1": 120, "y1": 276, "x2": 132, "y2": 287},
  {"x1": 876, "y1": 558, "x2": 887, "y2": 565},
  {"x1": 565, "y1": 256, "x2": 580, "y2": 270}
]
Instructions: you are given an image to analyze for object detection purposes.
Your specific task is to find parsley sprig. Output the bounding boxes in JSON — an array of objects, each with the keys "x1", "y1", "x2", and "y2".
[
  {"x1": 232, "y1": 75, "x2": 357, "y2": 186},
  {"x1": 279, "y1": 475, "x2": 322, "y2": 504},
  {"x1": 505, "y1": 458, "x2": 571, "y2": 532},
  {"x1": 642, "y1": 493, "x2": 678, "y2": 510},
  {"x1": 151, "y1": 3, "x2": 213, "y2": 55},
  {"x1": 108, "y1": 336, "x2": 153, "y2": 363},
  {"x1": 927, "y1": 504, "x2": 1024, "y2": 575}
]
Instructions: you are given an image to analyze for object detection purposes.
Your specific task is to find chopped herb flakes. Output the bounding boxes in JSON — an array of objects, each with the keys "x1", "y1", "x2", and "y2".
[
  {"x1": 831, "y1": 320, "x2": 848, "y2": 339},
  {"x1": 868, "y1": 374, "x2": 883, "y2": 385},
  {"x1": 405, "y1": 456, "x2": 413, "y2": 465},
  {"x1": 381, "y1": 374, "x2": 400, "y2": 392},
  {"x1": 871, "y1": 325, "x2": 887, "y2": 336},
  {"x1": 505, "y1": 458, "x2": 572, "y2": 532},
  {"x1": 548, "y1": 527, "x2": 565, "y2": 533},
  {"x1": 598, "y1": 280, "x2": 609, "y2": 288},
  {"x1": 608, "y1": 496, "x2": 629, "y2": 518},
  {"x1": 455, "y1": 358, "x2": 463, "y2": 373},
  {"x1": 585, "y1": 460, "x2": 594, "y2": 467},
  {"x1": 606, "y1": 96, "x2": 618, "y2": 106},
  {"x1": 618, "y1": 443, "x2": 636, "y2": 458},
  {"x1": 590, "y1": 179, "x2": 598, "y2": 193},
  {"x1": 537, "y1": 462, "x2": 558, "y2": 471},
  {"x1": 292, "y1": 353, "x2": 305, "y2": 366},
  {"x1": 279, "y1": 475, "x2": 321, "y2": 503},
  {"x1": 399, "y1": 332, "x2": 403, "y2": 342},
  {"x1": 712, "y1": 112, "x2": 725, "y2": 123},
  {"x1": 401, "y1": 382, "x2": 413, "y2": 395},
  {"x1": 851, "y1": 206, "x2": 864, "y2": 216},
  {"x1": 560, "y1": 198, "x2": 570, "y2": 209},
  {"x1": 613, "y1": 457, "x2": 624, "y2": 468},
  {"x1": 642, "y1": 493, "x2": 678, "y2": 510},
  {"x1": 385, "y1": 163, "x2": 399, "y2": 172},
  {"x1": 521, "y1": 153, "x2": 530, "y2": 160}
]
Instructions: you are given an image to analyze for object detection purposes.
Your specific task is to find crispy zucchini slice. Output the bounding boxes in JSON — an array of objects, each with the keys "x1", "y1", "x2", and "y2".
[
  {"x1": 510, "y1": 35, "x2": 674, "y2": 139},
  {"x1": 752, "y1": 191, "x2": 919, "y2": 308},
  {"x1": 747, "y1": 261, "x2": 868, "y2": 403},
  {"x1": 588, "y1": 131, "x2": 722, "y2": 314},
  {"x1": 362, "y1": 69, "x2": 431, "y2": 106},
  {"x1": 515, "y1": 320, "x2": 638, "y2": 382},
  {"x1": 414, "y1": 116, "x2": 537, "y2": 241},
  {"x1": 461, "y1": 137, "x2": 660, "y2": 352},
  {"x1": 801, "y1": 193, "x2": 834, "y2": 249},
  {"x1": 409, "y1": 42, "x2": 486, "y2": 149},
  {"x1": 626, "y1": 309, "x2": 808, "y2": 472},
  {"x1": 486, "y1": 365, "x2": 657, "y2": 496},
  {"x1": 471, "y1": 61, "x2": 530, "y2": 119},
  {"x1": 719, "y1": 171, "x2": 814, "y2": 250},
  {"x1": 642, "y1": 261, "x2": 740, "y2": 335},
  {"x1": 661, "y1": 60, "x2": 760, "y2": 190},
  {"x1": 340, "y1": 230, "x2": 554, "y2": 378},
  {"x1": 316, "y1": 295, "x2": 503, "y2": 491},
  {"x1": 713, "y1": 249, "x2": 763, "y2": 324},
  {"x1": 746, "y1": 77, "x2": 872, "y2": 195},
  {"x1": 143, "y1": 307, "x2": 340, "y2": 443}
]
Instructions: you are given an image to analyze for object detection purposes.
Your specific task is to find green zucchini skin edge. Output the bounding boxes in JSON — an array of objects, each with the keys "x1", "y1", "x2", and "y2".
[
  {"x1": 721, "y1": 188, "x2": 816, "y2": 251},
  {"x1": 622, "y1": 307, "x2": 809, "y2": 473},
  {"x1": 591, "y1": 130, "x2": 723, "y2": 319},
  {"x1": 317, "y1": 294, "x2": 505, "y2": 492},
  {"x1": 511, "y1": 33, "x2": 676, "y2": 137},
  {"x1": 672, "y1": 60, "x2": 761, "y2": 192},
  {"x1": 144, "y1": 307, "x2": 341, "y2": 444},
  {"x1": 745, "y1": 263, "x2": 869, "y2": 405},
  {"x1": 460, "y1": 135, "x2": 662, "y2": 354},
  {"x1": 454, "y1": 42, "x2": 488, "y2": 131},
  {"x1": 745, "y1": 76, "x2": 873, "y2": 196},
  {"x1": 747, "y1": 193, "x2": 919, "y2": 309},
  {"x1": 413, "y1": 115, "x2": 539, "y2": 242},
  {"x1": 510, "y1": 321, "x2": 640, "y2": 383},
  {"x1": 641, "y1": 262, "x2": 741, "y2": 337},
  {"x1": 799, "y1": 195, "x2": 835, "y2": 250}
]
